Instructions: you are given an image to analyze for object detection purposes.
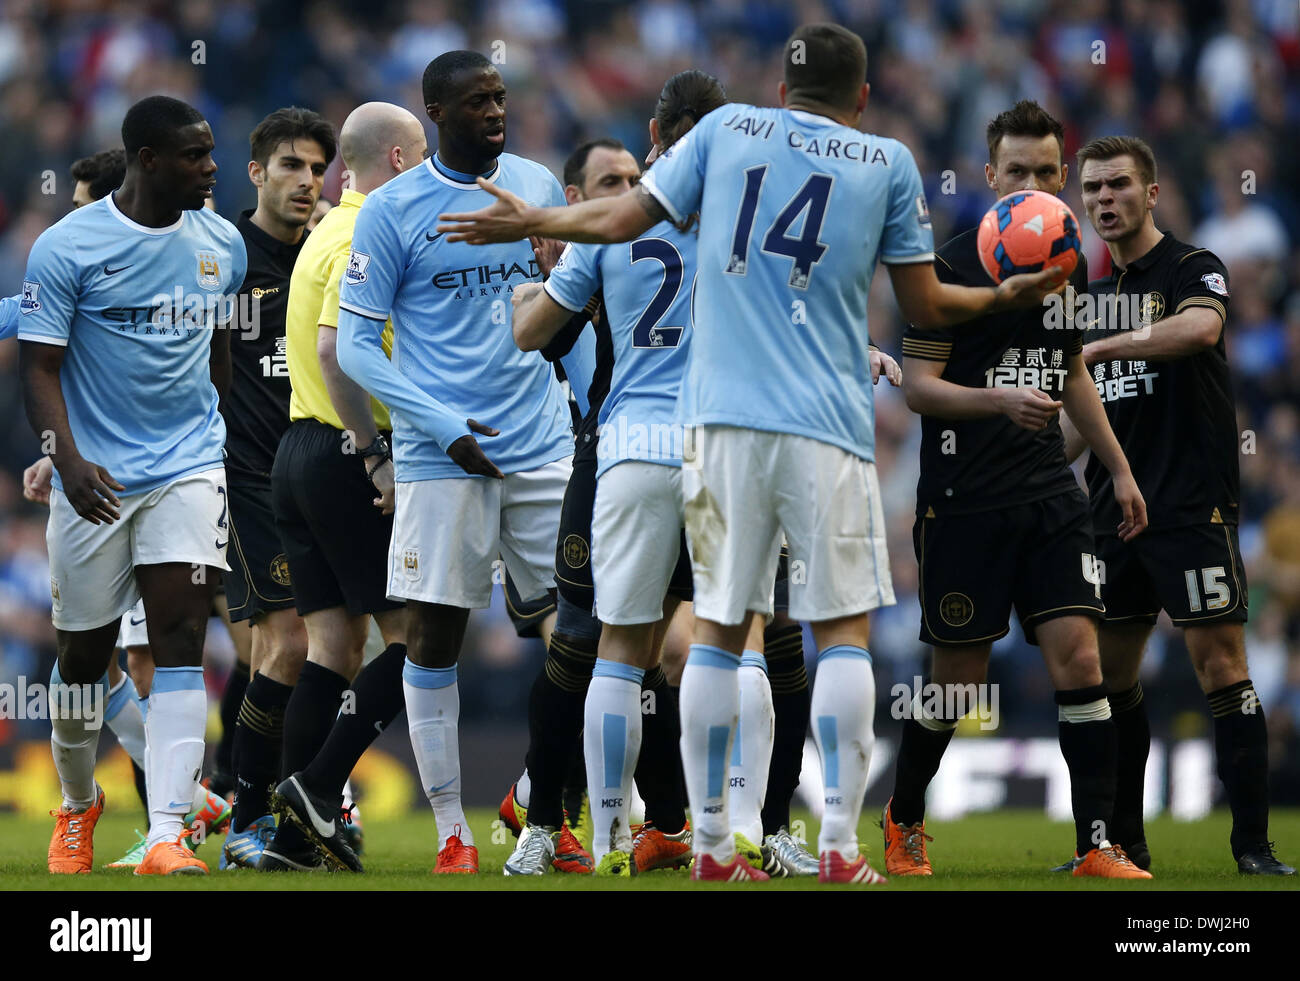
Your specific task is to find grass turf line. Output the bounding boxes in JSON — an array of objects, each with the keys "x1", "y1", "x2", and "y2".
[{"x1": 5, "y1": 808, "x2": 1298, "y2": 890}]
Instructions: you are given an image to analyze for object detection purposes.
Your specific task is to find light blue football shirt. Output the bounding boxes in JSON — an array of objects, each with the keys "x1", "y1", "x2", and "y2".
[
  {"x1": 0, "y1": 294, "x2": 18, "y2": 341},
  {"x1": 18, "y1": 194, "x2": 246, "y2": 494},
  {"x1": 337, "y1": 154, "x2": 573, "y2": 480},
  {"x1": 640, "y1": 105, "x2": 934, "y2": 462},
  {"x1": 545, "y1": 221, "x2": 696, "y2": 477}
]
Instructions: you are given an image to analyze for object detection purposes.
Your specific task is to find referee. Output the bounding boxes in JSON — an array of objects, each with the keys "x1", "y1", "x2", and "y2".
[
  {"x1": 261, "y1": 103, "x2": 422, "y2": 871},
  {"x1": 1066, "y1": 135, "x2": 1293, "y2": 875},
  {"x1": 221, "y1": 107, "x2": 334, "y2": 867}
]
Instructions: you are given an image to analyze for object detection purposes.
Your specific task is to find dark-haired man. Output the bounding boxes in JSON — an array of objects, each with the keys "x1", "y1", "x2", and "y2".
[
  {"x1": 22, "y1": 94, "x2": 245, "y2": 875},
  {"x1": 889, "y1": 100, "x2": 1150, "y2": 880},
  {"x1": 222, "y1": 106, "x2": 336, "y2": 869},
  {"x1": 335, "y1": 51, "x2": 575, "y2": 874},
  {"x1": 71, "y1": 149, "x2": 127, "y2": 209},
  {"x1": 1061, "y1": 135, "x2": 1293, "y2": 876},
  {"x1": 439, "y1": 24, "x2": 1065, "y2": 884}
]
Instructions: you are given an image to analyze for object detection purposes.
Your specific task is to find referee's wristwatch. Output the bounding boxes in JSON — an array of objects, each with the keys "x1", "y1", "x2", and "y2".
[{"x1": 359, "y1": 435, "x2": 391, "y2": 478}]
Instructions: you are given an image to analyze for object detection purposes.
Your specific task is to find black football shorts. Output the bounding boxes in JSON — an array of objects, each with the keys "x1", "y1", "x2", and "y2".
[
  {"x1": 1096, "y1": 522, "x2": 1248, "y2": 626},
  {"x1": 914, "y1": 489, "x2": 1104, "y2": 646}
]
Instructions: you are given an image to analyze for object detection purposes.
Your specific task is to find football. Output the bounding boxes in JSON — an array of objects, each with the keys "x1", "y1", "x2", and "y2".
[{"x1": 976, "y1": 189, "x2": 1082, "y2": 283}]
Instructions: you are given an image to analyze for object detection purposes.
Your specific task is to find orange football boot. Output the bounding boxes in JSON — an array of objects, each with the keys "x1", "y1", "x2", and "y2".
[
  {"x1": 882, "y1": 798, "x2": 933, "y2": 876},
  {"x1": 48, "y1": 785, "x2": 105, "y2": 874},
  {"x1": 135, "y1": 830, "x2": 209, "y2": 876},
  {"x1": 498, "y1": 784, "x2": 526, "y2": 837},
  {"x1": 552, "y1": 824, "x2": 593, "y2": 874},
  {"x1": 1073, "y1": 845, "x2": 1153, "y2": 879},
  {"x1": 434, "y1": 826, "x2": 479, "y2": 874},
  {"x1": 633, "y1": 821, "x2": 693, "y2": 873}
]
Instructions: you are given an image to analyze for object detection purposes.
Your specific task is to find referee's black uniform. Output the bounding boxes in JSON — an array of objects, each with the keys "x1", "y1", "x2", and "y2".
[{"x1": 222, "y1": 210, "x2": 305, "y2": 623}]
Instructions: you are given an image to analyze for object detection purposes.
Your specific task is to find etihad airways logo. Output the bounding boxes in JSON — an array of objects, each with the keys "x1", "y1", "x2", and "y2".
[{"x1": 432, "y1": 259, "x2": 540, "y2": 292}]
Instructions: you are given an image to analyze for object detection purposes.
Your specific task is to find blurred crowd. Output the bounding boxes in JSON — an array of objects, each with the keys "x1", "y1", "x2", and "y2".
[{"x1": 0, "y1": 0, "x2": 1297, "y2": 802}]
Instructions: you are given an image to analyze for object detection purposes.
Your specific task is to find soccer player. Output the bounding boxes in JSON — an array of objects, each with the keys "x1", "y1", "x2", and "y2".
[
  {"x1": 439, "y1": 23, "x2": 1066, "y2": 882},
  {"x1": 261, "y1": 101, "x2": 427, "y2": 872},
  {"x1": 21, "y1": 95, "x2": 246, "y2": 875},
  {"x1": 887, "y1": 101, "x2": 1151, "y2": 879},
  {"x1": 502, "y1": 74, "x2": 730, "y2": 875},
  {"x1": 496, "y1": 137, "x2": 630, "y2": 876},
  {"x1": 335, "y1": 50, "x2": 575, "y2": 874},
  {"x1": 1060, "y1": 135, "x2": 1293, "y2": 875},
  {"x1": 220, "y1": 107, "x2": 335, "y2": 869}
]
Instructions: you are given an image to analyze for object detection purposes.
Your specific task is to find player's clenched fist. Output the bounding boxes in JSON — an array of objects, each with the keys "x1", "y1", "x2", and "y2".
[
  {"x1": 22, "y1": 455, "x2": 54, "y2": 506},
  {"x1": 995, "y1": 387, "x2": 1063, "y2": 431}
]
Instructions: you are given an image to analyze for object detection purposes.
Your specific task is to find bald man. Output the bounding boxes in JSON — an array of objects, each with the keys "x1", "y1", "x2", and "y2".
[{"x1": 256, "y1": 103, "x2": 426, "y2": 871}]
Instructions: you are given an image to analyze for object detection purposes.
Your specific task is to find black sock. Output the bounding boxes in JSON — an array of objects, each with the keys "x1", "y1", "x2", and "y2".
[
  {"x1": 212, "y1": 663, "x2": 249, "y2": 797},
  {"x1": 301, "y1": 643, "x2": 408, "y2": 799},
  {"x1": 890, "y1": 716, "x2": 956, "y2": 827},
  {"x1": 561, "y1": 742, "x2": 588, "y2": 825},
  {"x1": 524, "y1": 630, "x2": 596, "y2": 829},
  {"x1": 1208, "y1": 680, "x2": 1270, "y2": 856},
  {"x1": 762, "y1": 623, "x2": 809, "y2": 836},
  {"x1": 635, "y1": 665, "x2": 686, "y2": 834},
  {"x1": 282, "y1": 661, "x2": 349, "y2": 779},
  {"x1": 231, "y1": 671, "x2": 292, "y2": 832},
  {"x1": 1056, "y1": 685, "x2": 1117, "y2": 856},
  {"x1": 131, "y1": 761, "x2": 149, "y2": 828},
  {"x1": 1108, "y1": 681, "x2": 1149, "y2": 848}
]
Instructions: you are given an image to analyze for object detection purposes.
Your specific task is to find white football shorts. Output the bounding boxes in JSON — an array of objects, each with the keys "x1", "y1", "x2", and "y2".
[
  {"x1": 682, "y1": 425, "x2": 893, "y2": 625},
  {"x1": 47, "y1": 467, "x2": 229, "y2": 631},
  {"x1": 591, "y1": 461, "x2": 684, "y2": 625},
  {"x1": 387, "y1": 456, "x2": 572, "y2": 608}
]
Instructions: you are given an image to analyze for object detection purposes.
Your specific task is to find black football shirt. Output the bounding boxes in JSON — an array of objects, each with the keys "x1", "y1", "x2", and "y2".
[
  {"x1": 902, "y1": 226, "x2": 1087, "y2": 516},
  {"x1": 223, "y1": 210, "x2": 306, "y2": 481},
  {"x1": 1082, "y1": 232, "x2": 1236, "y2": 533}
]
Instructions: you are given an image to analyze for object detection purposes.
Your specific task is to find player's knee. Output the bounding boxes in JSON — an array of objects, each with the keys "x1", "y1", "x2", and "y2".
[
  {"x1": 1187, "y1": 624, "x2": 1248, "y2": 691},
  {"x1": 408, "y1": 603, "x2": 468, "y2": 668}
]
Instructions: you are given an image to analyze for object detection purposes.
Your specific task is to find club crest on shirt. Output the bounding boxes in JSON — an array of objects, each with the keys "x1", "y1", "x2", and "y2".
[
  {"x1": 19, "y1": 280, "x2": 41, "y2": 314},
  {"x1": 196, "y1": 251, "x2": 222, "y2": 290},
  {"x1": 1139, "y1": 291, "x2": 1165, "y2": 326},
  {"x1": 1201, "y1": 272, "x2": 1228, "y2": 297}
]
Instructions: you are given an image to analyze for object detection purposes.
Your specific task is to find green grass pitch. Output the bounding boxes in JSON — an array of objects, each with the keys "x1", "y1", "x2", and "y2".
[{"x1": 4, "y1": 808, "x2": 1298, "y2": 890}]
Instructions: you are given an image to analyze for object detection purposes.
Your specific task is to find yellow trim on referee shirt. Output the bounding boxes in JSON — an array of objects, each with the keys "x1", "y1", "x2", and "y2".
[{"x1": 286, "y1": 188, "x2": 394, "y2": 430}]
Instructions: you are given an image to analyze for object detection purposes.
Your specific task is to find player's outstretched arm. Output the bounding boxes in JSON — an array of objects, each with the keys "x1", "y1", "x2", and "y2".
[
  {"x1": 19, "y1": 340, "x2": 123, "y2": 524},
  {"x1": 438, "y1": 180, "x2": 662, "y2": 246},
  {"x1": 903, "y1": 355, "x2": 1061, "y2": 428},
  {"x1": 1081, "y1": 307, "x2": 1222, "y2": 365},
  {"x1": 889, "y1": 262, "x2": 1068, "y2": 330},
  {"x1": 512, "y1": 282, "x2": 577, "y2": 352},
  {"x1": 1061, "y1": 353, "x2": 1146, "y2": 540}
]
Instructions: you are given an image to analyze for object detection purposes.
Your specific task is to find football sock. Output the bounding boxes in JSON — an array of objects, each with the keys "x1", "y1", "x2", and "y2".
[
  {"x1": 301, "y1": 643, "x2": 407, "y2": 797},
  {"x1": 104, "y1": 673, "x2": 146, "y2": 769},
  {"x1": 403, "y1": 659, "x2": 472, "y2": 849},
  {"x1": 213, "y1": 659, "x2": 249, "y2": 796},
  {"x1": 132, "y1": 763, "x2": 149, "y2": 827},
  {"x1": 634, "y1": 664, "x2": 687, "y2": 834},
  {"x1": 1108, "y1": 681, "x2": 1149, "y2": 848},
  {"x1": 1055, "y1": 686, "x2": 1117, "y2": 856},
  {"x1": 48, "y1": 663, "x2": 98, "y2": 810},
  {"x1": 762, "y1": 622, "x2": 809, "y2": 836},
  {"x1": 282, "y1": 661, "x2": 349, "y2": 780},
  {"x1": 890, "y1": 689, "x2": 958, "y2": 826},
  {"x1": 231, "y1": 671, "x2": 291, "y2": 832},
  {"x1": 810, "y1": 646, "x2": 875, "y2": 859},
  {"x1": 145, "y1": 667, "x2": 206, "y2": 850},
  {"x1": 562, "y1": 743, "x2": 588, "y2": 825},
  {"x1": 525, "y1": 622, "x2": 597, "y2": 829},
  {"x1": 679, "y1": 644, "x2": 740, "y2": 859},
  {"x1": 1208, "y1": 680, "x2": 1271, "y2": 856},
  {"x1": 730, "y1": 651, "x2": 773, "y2": 845},
  {"x1": 585, "y1": 659, "x2": 644, "y2": 859},
  {"x1": 514, "y1": 768, "x2": 531, "y2": 810}
]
